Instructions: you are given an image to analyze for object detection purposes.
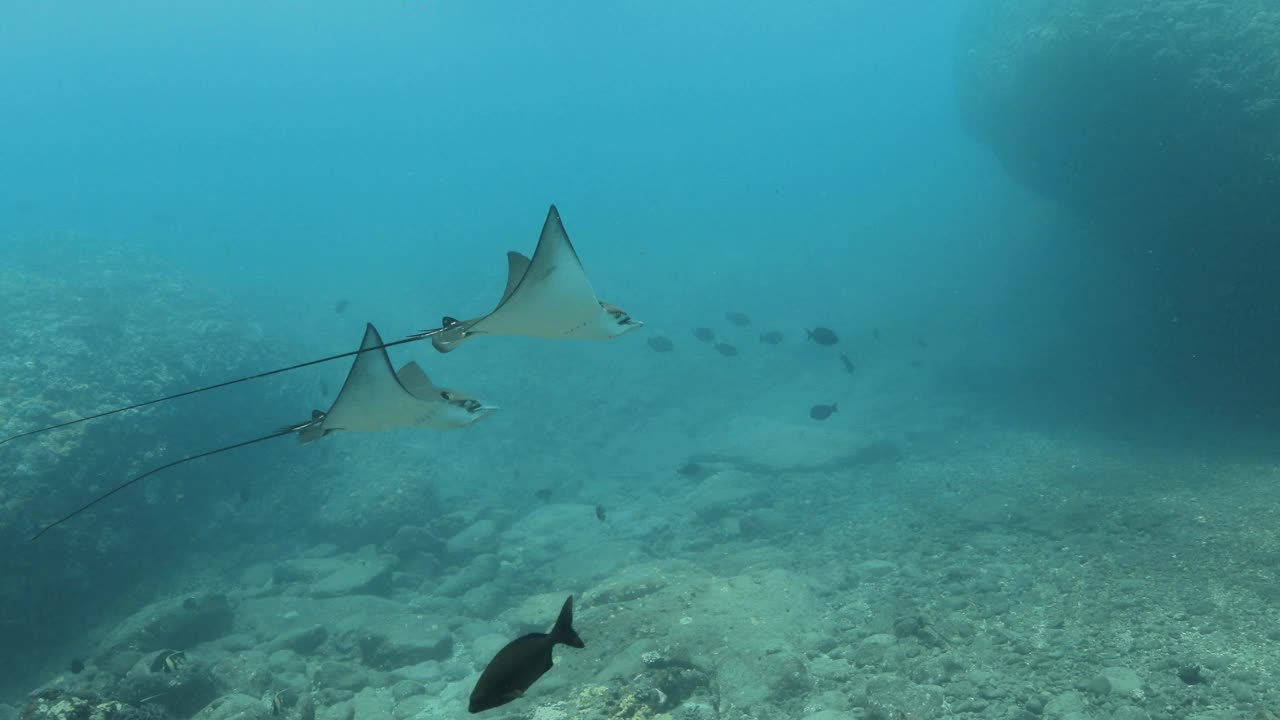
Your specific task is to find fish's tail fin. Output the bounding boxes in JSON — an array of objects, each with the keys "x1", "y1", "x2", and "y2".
[{"x1": 551, "y1": 596, "x2": 585, "y2": 649}]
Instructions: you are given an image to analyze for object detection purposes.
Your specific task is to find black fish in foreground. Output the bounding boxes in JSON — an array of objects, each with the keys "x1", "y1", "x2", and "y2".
[
  {"x1": 759, "y1": 331, "x2": 784, "y2": 345},
  {"x1": 469, "y1": 596, "x2": 585, "y2": 713},
  {"x1": 840, "y1": 354, "x2": 854, "y2": 374},
  {"x1": 810, "y1": 403, "x2": 838, "y2": 420},
  {"x1": 714, "y1": 342, "x2": 738, "y2": 357},
  {"x1": 692, "y1": 327, "x2": 716, "y2": 343},
  {"x1": 726, "y1": 312, "x2": 751, "y2": 326},
  {"x1": 806, "y1": 327, "x2": 838, "y2": 346},
  {"x1": 646, "y1": 336, "x2": 675, "y2": 353}
]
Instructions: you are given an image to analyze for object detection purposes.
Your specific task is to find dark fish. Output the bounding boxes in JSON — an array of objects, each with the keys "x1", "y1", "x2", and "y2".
[
  {"x1": 873, "y1": 329, "x2": 881, "y2": 341},
  {"x1": 646, "y1": 336, "x2": 675, "y2": 353},
  {"x1": 725, "y1": 312, "x2": 751, "y2": 326},
  {"x1": 916, "y1": 339, "x2": 928, "y2": 348},
  {"x1": 692, "y1": 327, "x2": 716, "y2": 343},
  {"x1": 806, "y1": 327, "x2": 839, "y2": 346},
  {"x1": 68, "y1": 659, "x2": 85, "y2": 674},
  {"x1": 714, "y1": 343, "x2": 738, "y2": 357},
  {"x1": 595, "y1": 504, "x2": 606, "y2": 522},
  {"x1": 237, "y1": 481, "x2": 251, "y2": 504},
  {"x1": 810, "y1": 403, "x2": 838, "y2": 420},
  {"x1": 468, "y1": 596, "x2": 585, "y2": 713},
  {"x1": 839, "y1": 354, "x2": 854, "y2": 374},
  {"x1": 677, "y1": 460, "x2": 704, "y2": 477},
  {"x1": 534, "y1": 488, "x2": 552, "y2": 502},
  {"x1": 334, "y1": 299, "x2": 349, "y2": 315},
  {"x1": 759, "y1": 331, "x2": 784, "y2": 345}
]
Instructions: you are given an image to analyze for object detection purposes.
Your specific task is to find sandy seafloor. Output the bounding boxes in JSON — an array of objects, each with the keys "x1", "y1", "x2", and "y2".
[{"x1": 7, "y1": 372, "x2": 1279, "y2": 720}]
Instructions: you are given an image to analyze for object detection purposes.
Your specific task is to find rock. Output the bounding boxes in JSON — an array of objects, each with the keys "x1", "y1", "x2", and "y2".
[
  {"x1": 311, "y1": 549, "x2": 395, "y2": 597},
  {"x1": 446, "y1": 519, "x2": 498, "y2": 559},
  {"x1": 392, "y1": 695, "x2": 432, "y2": 720},
  {"x1": 95, "y1": 592, "x2": 233, "y2": 659},
  {"x1": 209, "y1": 650, "x2": 272, "y2": 698},
  {"x1": 352, "y1": 616, "x2": 453, "y2": 670},
  {"x1": 266, "y1": 625, "x2": 328, "y2": 655},
  {"x1": 347, "y1": 688, "x2": 394, "y2": 720},
  {"x1": 389, "y1": 681, "x2": 424, "y2": 702},
  {"x1": 685, "y1": 470, "x2": 766, "y2": 521},
  {"x1": 316, "y1": 701, "x2": 353, "y2": 720},
  {"x1": 851, "y1": 559, "x2": 897, "y2": 579},
  {"x1": 118, "y1": 652, "x2": 220, "y2": 717},
  {"x1": 191, "y1": 694, "x2": 272, "y2": 720},
  {"x1": 1099, "y1": 666, "x2": 1142, "y2": 696},
  {"x1": 435, "y1": 554, "x2": 499, "y2": 597},
  {"x1": 312, "y1": 661, "x2": 370, "y2": 693},
  {"x1": 1043, "y1": 690, "x2": 1091, "y2": 720}
]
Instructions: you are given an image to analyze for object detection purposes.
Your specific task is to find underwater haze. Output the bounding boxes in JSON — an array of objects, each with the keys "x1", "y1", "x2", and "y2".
[{"x1": 3, "y1": 2, "x2": 1280, "y2": 720}]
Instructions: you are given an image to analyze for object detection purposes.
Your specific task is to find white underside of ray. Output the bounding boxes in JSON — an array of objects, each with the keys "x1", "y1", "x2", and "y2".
[
  {"x1": 322, "y1": 325, "x2": 462, "y2": 433},
  {"x1": 467, "y1": 208, "x2": 617, "y2": 340}
]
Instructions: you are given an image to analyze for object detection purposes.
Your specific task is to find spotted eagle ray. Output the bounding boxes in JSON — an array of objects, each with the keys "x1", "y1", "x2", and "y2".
[
  {"x1": 29, "y1": 323, "x2": 494, "y2": 540},
  {"x1": 425, "y1": 204, "x2": 643, "y2": 353},
  {"x1": 0, "y1": 204, "x2": 633, "y2": 447}
]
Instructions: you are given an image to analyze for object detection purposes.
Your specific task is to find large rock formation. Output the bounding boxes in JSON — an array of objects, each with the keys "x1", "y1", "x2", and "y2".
[
  {"x1": 957, "y1": 1, "x2": 1280, "y2": 249},
  {"x1": 956, "y1": 1, "x2": 1280, "y2": 414}
]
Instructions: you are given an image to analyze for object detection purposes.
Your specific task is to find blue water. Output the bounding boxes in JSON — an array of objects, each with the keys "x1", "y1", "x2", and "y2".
[
  {"x1": 20, "y1": 3, "x2": 1276, "y2": 717},
  {"x1": 1, "y1": 1, "x2": 1000, "y2": 323}
]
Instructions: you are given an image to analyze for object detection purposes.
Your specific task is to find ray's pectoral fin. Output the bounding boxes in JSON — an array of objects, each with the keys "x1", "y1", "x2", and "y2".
[{"x1": 303, "y1": 324, "x2": 497, "y2": 438}]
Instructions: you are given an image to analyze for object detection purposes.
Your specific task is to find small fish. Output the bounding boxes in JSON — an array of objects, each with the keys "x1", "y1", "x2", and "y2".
[
  {"x1": 468, "y1": 596, "x2": 585, "y2": 713},
  {"x1": 320, "y1": 380, "x2": 330, "y2": 397},
  {"x1": 839, "y1": 354, "x2": 854, "y2": 374},
  {"x1": 595, "y1": 504, "x2": 606, "y2": 522},
  {"x1": 810, "y1": 403, "x2": 838, "y2": 421},
  {"x1": 916, "y1": 339, "x2": 928, "y2": 348},
  {"x1": 646, "y1": 336, "x2": 675, "y2": 353},
  {"x1": 873, "y1": 328, "x2": 881, "y2": 341},
  {"x1": 759, "y1": 331, "x2": 784, "y2": 345},
  {"x1": 272, "y1": 690, "x2": 288, "y2": 716},
  {"x1": 714, "y1": 343, "x2": 738, "y2": 357},
  {"x1": 68, "y1": 658, "x2": 85, "y2": 674},
  {"x1": 806, "y1": 327, "x2": 839, "y2": 346},
  {"x1": 534, "y1": 488, "x2": 552, "y2": 502},
  {"x1": 725, "y1": 312, "x2": 751, "y2": 326},
  {"x1": 237, "y1": 481, "x2": 251, "y2": 504},
  {"x1": 334, "y1": 299, "x2": 349, "y2": 315},
  {"x1": 692, "y1": 327, "x2": 716, "y2": 343},
  {"x1": 150, "y1": 650, "x2": 186, "y2": 674}
]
